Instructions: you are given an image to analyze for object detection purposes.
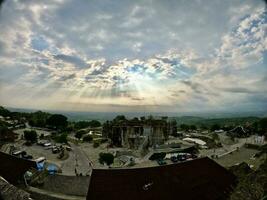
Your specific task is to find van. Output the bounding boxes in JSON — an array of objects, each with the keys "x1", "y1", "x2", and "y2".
[{"x1": 35, "y1": 157, "x2": 46, "y2": 163}]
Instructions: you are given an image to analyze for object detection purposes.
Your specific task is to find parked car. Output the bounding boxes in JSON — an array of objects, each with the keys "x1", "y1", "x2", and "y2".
[
  {"x1": 22, "y1": 154, "x2": 33, "y2": 160},
  {"x1": 43, "y1": 142, "x2": 51, "y2": 147},
  {"x1": 170, "y1": 156, "x2": 178, "y2": 163},
  {"x1": 177, "y1": 154, "x2": 186, "y2": 161},
  {"x1": 191, "y1": 154, "x2": 198, "y2": 159},
  {"x1": 157, "y1": 159, "x2": 167, "y2": 165},
  {"x1": 65, "y1": 146, "x2": 72, "y2": 151},
  {"x1": 37, "y1": 141, "x2": 45, "y2": 146},
  {"x1": 12, "y1": 150, "x2": 23, "y2": 157},
  {"x1": 52, "y1": 147, "x2": 60, "y2": 154}
]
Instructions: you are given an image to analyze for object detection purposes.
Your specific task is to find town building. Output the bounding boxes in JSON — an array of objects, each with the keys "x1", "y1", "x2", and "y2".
[{"x1": 103, "y1": 119, "x2": 172, "y2": 149}]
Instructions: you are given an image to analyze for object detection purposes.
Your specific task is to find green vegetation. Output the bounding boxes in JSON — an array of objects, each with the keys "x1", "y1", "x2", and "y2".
[
  {"x1": 93, "y1": 140, "x2": 100, "y2": 148},
  {"x1": 180, "y1": 124, "x2": 190, "y2": 131},
  {"x1": 54, "y1": 133, "x2": 68, "y2": 143},
  {"x1": 46, "y1": 114, "x2": 68, "y2": 129},
  {"x1": 0, "y1": 127, "x2": 17, "y2": 142},
  {"x1": 211, "y1": 133, "x2": 219, "y2": 141},
  {"x1": 190, "y1": 124, "x2": 197, "y2": 130},
  {"x1": 83, "y1": 135, "x2": 93, "y2": 142},
  {"x1": 0, "y1": 106, "x2": 11, "y2": 117},
  {"x1": 24, "y1": 130, "x2": 37, "y2": 143},
  {"x1": 172, "y1": 116, "x2": 260, "y2": 128},
  {"x1": 99, "y1": 152, "x2": 114, "y2": 166},
  {"x1": 0, "y1": 120, "x2": 10, "y2": 127},
  {"x1": 210, "y1": 124, "x2": 221, "y2": 131},
  {"x1": 230, "y1": 158, "x2": 267, "y2": 200},
  {"x1": 74, "y1": 120, "x2": 101, "y2": 129},
  {"x1": 75, "y1": 130, "x2": 86, "y2": 140},
  {"x1": 113, "y1": 115, "x2": 126, "y2": 122},
  {"x1": 255, "y1": 118, "x2": 267, "y2": 135},
  {"x1": 28, "y1": 111, "x2": 51, "y2": 127}
]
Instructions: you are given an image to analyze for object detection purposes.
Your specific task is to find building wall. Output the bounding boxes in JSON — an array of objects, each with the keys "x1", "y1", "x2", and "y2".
[{"x1": 37, "y1": 174, "x2": 90, "y2": 196}]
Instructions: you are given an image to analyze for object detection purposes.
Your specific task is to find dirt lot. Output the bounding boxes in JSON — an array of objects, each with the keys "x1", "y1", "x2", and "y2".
[{"x1": 214, "y1": 147, "x2": 258, "y2": 167}]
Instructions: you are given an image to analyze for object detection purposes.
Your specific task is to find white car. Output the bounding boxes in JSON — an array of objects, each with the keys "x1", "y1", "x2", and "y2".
[{"x1": 43, "y1": 142, "x2": 51, "y2": 147}]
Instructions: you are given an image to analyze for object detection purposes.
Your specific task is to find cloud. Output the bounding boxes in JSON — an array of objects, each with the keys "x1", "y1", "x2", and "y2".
[
  {"x1": 59, "y1": 73, "x2": 76, "y2": 81},
  {"x1": 0, "y1": 0, "x2": 266, "y2": 113},
  {"x1": 221, "y1": 87, "x2": 258, "y2": 94},
  {"x1": 53, "y1": 54, "x2": 88, "y2": 68},
  {"x1": 0, "y1": 0, "x2": 5, "y2": 9}
]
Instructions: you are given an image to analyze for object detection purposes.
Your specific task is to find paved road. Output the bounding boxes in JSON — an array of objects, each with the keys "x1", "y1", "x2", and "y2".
[
  {"x1": 61, "y1": 143, "x2": 92, "y2": 176},
  {"x1": 200, "y1": 135, "x2": 256, "y2": 157}
]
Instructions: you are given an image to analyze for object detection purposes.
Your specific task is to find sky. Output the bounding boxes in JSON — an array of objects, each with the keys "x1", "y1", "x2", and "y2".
[{"x1": 0, "y1": 0, "x2": 266, "y2": 113}]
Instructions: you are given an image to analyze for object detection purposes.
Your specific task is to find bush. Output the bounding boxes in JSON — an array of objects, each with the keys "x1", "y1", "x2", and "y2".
[
  {"x1": 190, "y1": 125, "x2": 197, "y2": 130},
  {"x1": 99, "y1": 152, "x2": 114, "y2": 166},
  {"x1": 24, "y1": 130, "x2": 37, "y2": 143},
  {"x1": 210, "y1": 124, "x2": 220, "y2": 132},
  {"x1": 83, "y1": 135, "x2": 93, "y2": 142},
  {"x1": 93, "y1": 140, "x2": 100, "y2": 148},
  {"x1": 55, "y1": 133, "x2": 68, "y2": 143},
  {"x1": 46, "y1": 114, "x2": 68, "y2": 129},
  {"x1": 89, "y1": 120, "x2": 101, "y2": 127},
  {"x1": 74, "y1": 121, "x2": 91, "y2": 129},
  {"x1": 75, "y1": 130, "x2": 86, "y2": 140},
  {"x1": 74, "y1": 120, "x2": 101, "y2": 129},
  {"x1": 180, "y1": 124, "x2": 189, "y2": 131},
  {"x1": 212, "y1": 133, "x2": 219, "y2": 141},
  {"x1": 149, "y1": 152, "x2": 166, "y2": 160}
]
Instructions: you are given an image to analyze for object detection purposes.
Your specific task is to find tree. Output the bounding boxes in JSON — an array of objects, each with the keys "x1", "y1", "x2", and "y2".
[
  {"x1": 93, "y1": 140, "x2": 100, "y2": 148},
  {"x1": 0, "y1": 106, "x2": 11, "y2": 117},
  {"x1": 99, "y1": 152, "x2": 114, "y2": 166},
  {"x1": 212, "y1": 133, "x2": 219, "y2": 141},
  {"x1": 210, "y1": 124, "x2": 220, "y2": 132},
  {"x1": 102, "y1": 121, "x2": 111, "y2": 138},
  {"x1": 74, "y1": 121, "x2": 91, "y2": 129},
  {"x1": 114, "y1": 115, "x2": 126, "y2": 122},
  {"x1": 89, "y1": 120, "x2": 101, "y2": 127},
  {"x1": 55, "y1": 133, "x2": 68, "y2": 143},
  {"x1": 0, "y1": 127, "x2": 17, "y2": 142},
  {"x1": 258, "y1": 118, "x2": 267, "y2": 135},
  {"x1": 200, "y1": 124, "x2": 208, "y2": 130},
  {"x1": 24, "y1": 130, "x2": 37, "y2": 143},
  {"x1": 190, "y1": 125, "x2": 197, "y2": 130},
  {"x1": 140, "y1": 116, "x2": 146, "y2": 121},
  {"x1": 75, "y1": 130, "x2": 86, "y2": 140},
  {"x1": 46, "y1": 114, "x2": 68, "y2": 129},
  {"x1": 28, "y1": 111, "x2": 50, "y2": 127},
  {"x1": 170, "y1": 120, "x2": 178, "y2": 136},
  {"x1": 83, "y1": 135, "x2": 93, "y2": 142},
  {"x1": 180, "y1": 124, "x2": 189, "y2": 131}
]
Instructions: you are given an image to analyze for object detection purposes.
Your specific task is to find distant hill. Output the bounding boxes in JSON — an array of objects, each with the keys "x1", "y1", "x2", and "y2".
[
  {"x1": 171, "y1": 116, "x2": 260, "y2": 127},
  {"x1": 4, "y1": 106, "x2": 266, "y2": 124}
]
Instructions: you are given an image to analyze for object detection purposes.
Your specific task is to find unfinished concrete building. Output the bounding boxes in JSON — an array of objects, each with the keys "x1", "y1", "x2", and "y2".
[{"x1": 104, "y1": 119, "x2": 170, "y2": 149}]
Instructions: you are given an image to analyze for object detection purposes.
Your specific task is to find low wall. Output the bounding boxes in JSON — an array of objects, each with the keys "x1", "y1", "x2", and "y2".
[
  {"x1": 38, "y1": 174, "x2": 90, "y2": 196},
  {"x1": 0, "y1": 151, "x2": 36, "y2": 184},
  {"x1": 245, "y1": 143, "x2": 261, "y2": 150},
  {"x1": 28, "y1": 186, "x2": 85, "y2": 200}
]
